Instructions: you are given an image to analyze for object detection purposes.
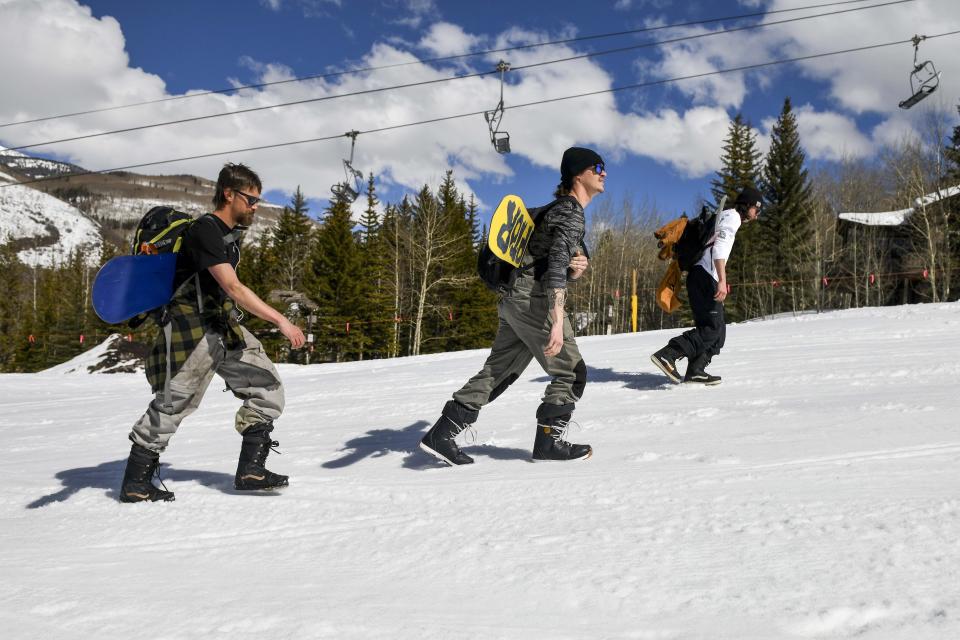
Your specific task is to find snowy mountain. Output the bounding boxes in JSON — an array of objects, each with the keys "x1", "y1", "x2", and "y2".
[
  {"x1": 3, "y1": 302, "x2": 958, "y2": 639},
  {"x1": 0, "y1": 161, "x2": 102, "y2": 267},
  {"x1": 0, "y1": 144, "x2": 83, "y2": 180},
  {"x1": 0, "y1": 145, "x2": 290, "y2": 263}
]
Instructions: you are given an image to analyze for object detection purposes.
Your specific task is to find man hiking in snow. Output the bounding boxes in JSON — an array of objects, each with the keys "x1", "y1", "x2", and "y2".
[
  {"x1": 119, "y1": 163, "x2": 305, "y2": 502},
  {"x1": 650, "y1": 186, "x2": 762, "y2": 385},
  {"x1": 420, "y1": 147, "x2": 605, "y2": 465}
]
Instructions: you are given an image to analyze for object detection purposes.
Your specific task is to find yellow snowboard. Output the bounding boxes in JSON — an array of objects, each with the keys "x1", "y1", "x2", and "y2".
[{"x1": 487, "y1": 195, "x2": 534, "y2": 267}]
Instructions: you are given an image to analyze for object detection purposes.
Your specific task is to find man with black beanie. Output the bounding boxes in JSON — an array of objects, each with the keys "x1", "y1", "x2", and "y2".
[
  {"x1": 650, "y1": 186, "x2": 762, "y2": 385},
  {"x1": 419, "y1": 146, "x2": 606, "y2": 465}
]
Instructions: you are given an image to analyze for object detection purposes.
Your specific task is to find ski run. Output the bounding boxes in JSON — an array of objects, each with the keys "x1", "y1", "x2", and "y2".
[{"x1": 2, "y1": 302, "x2": 958, "y2": 639}]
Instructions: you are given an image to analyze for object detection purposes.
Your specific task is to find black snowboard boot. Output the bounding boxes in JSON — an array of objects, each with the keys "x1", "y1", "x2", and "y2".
[
  {"x1": 235, "y1": 423, "x2": 289, "y2": 490},
  {"x1": 683, "y1": 354, "x2": 721, "y2": 385},
  {"x1": 419, "y1": 400, "x2": 477, "y2": 466},
  {"x1": 532, "y1": 414, "x2": 592, "y2": 462},
  {"x1": 119, "y1": 443, "x2": 175, "y2": 503},
  {"x1": 651, "y1": 344, "x2": 684, "y2": 383}
]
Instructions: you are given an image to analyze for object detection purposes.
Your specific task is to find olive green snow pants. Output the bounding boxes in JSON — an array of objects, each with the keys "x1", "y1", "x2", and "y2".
[
  {"x1": 129, "y1": 327, "x2": 284, "y2": 453},
  {"x1": 452, "y1": 284, "x2": 587, "y2": 419}
]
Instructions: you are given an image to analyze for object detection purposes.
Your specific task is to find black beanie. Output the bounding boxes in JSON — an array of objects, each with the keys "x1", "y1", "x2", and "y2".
[
  {"x1": 560, "y1": 147, "x2": 603, "y2": 185},
  {"x1": 734, "y1": 186, "x2": 763, "y2": 210}
]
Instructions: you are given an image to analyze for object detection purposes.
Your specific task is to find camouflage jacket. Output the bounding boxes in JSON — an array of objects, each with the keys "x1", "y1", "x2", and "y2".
[{"x1": 522, "y1": 196, "x2": 589, "y2": 290}]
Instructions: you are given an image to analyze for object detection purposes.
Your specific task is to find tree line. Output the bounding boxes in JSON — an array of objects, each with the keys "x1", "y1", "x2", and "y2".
[{"x1": 1, "y1": 97, "x2": 959, "y2": 372}]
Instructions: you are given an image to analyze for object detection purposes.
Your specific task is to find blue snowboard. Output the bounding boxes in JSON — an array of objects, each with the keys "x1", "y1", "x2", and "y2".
[{"x1": 92, "y1": 253, "x2": 177, "y2": 324}]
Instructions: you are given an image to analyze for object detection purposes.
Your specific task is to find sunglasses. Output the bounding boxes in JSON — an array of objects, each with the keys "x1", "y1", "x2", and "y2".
[
  {"x1": 592, "y1": 162, "x2": 606, "y2": 175},
  {"x1": 233, "y1": 189, "x2": 262, "y2": 206}
]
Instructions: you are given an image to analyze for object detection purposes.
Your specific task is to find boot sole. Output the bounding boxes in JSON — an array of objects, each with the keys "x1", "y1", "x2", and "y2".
[
  {"x1": 234, "y1": 483, "x2": 288, "y2": 491},
  {"x1": 683, "y1": 378, "x2": 722, "y2": 386},
  {"x1": 650, "y1": 354, "x2": 682, "y2": 384},
  {"x1": 531, "y1": 448, "x2": 593, "y2": 462},
  {"x1": 419, "y1": 441, "x2": 472, "y2": 466}
]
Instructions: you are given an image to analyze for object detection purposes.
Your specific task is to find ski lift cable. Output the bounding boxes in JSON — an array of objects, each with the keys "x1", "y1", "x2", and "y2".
[
  {"x1": 0, "y1": 0, "x2": 917, "y2": 154},
  {"x1": 0, "y1": 0, "x2": 913, "y2": 133},
  {"x1": 4, "y1": 30, "x2": 959, "y2": 190},
  {"x1": 0, "y1": 0, "x2": 891, "y2": 130}
]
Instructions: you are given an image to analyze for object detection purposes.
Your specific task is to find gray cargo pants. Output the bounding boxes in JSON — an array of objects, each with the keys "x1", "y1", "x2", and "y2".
[
  {"x1": 453, "y1": 283, "x2": 587, "y2": 420},
  {"x1": 129, "y1": 327, "x2": 285, "y2": 453}
]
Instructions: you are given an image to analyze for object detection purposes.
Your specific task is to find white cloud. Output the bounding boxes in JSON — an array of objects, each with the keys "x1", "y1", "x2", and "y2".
[
  {"x1": 261, "y1": 0, "x2": 282, "y2": 10},
  {"x1": 791, "y1": 104, "x2": 873, "y2": 162},
  {"x1": 0, "y1": 0, "x2": 741, "y2": 211},
  {"x1": 417, "y1": 22, "x2": 483, "y2": 57},
  {"x1": 620, "y1": 106, "x2": 732, "y2": 176}
]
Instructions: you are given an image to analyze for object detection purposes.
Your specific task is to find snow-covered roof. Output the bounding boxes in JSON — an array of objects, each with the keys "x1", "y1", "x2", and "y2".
[
  {"x1": 839, "y1": 183, "x2": 960, "y2": 227},
  {"x1": 838, "y1": 209, "x2": 913, "y2": 226}
]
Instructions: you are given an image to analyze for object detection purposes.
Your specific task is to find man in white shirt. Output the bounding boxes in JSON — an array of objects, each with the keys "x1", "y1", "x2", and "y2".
[{"x1": 651, "y1": 186, "x2": 762, "y2": 385}]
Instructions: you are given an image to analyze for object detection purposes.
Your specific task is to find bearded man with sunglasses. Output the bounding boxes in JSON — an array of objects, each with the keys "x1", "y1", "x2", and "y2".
[
  {"x1": 119, "y1": 163, "x2": 306, "y2": 503},
  {"x1": 420, "y1": 147, "x2": 605, "y2": 466}
]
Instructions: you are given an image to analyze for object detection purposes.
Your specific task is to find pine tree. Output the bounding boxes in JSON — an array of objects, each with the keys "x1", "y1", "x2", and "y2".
[
  {"x1": 311, "y1": 196, "x2": 364, "y2": 361},
  {"x1": 438, "y1": 174, "x2": 496, "y2": 351},
  {"x1": 712, "y1": 113, "x2": 763, "y2": 321},
  {"x1": 269, "y1": 186, "x2": 314, "y2": 292},
  {"x1": 358, "y1": 173, "x2": 380, "y2": 245},
  {"x1": 760, "y1": 97, "x2": 815, "y2": 312},
  {"x1": 355, "y1": 173, "x2": 392, "y2": 359},
  {"x1": 711, "y1": 113, "x2": 761, "y2": 205}
]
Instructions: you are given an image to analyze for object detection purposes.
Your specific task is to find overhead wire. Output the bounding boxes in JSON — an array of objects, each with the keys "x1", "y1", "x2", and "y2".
[
  {"x1": 0, "y1": 0, "x2": 896, "y2": 130},
  {"x1": 0, "y1": 0, "x2": 916, "y2": 154},
  {"x1": 3, "y1": 29, "x2": 959, "y2": 190}
]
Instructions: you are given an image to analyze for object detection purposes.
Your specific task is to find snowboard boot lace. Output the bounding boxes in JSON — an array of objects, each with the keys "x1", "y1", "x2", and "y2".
[
  {"x1": 547, "y1": 418, "x2": 582, "y2": 446},
  {"x1": 445, "y1": 416, "x2": 477, "y2": 445}
]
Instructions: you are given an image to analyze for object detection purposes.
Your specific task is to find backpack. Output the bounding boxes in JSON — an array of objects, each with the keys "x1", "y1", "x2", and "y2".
[
  {"x1": 132, "y1": 206, "x2": 194, "y2": 255},
  {"x1": 672, "y1": 195, "x2": 727, "y2": 272},
  {"x1": 124, "y1": 208, "x2": 241, "y2": 327},
  {"x1": 477, "y1": 195, "x2": 564, "y2": 293}
]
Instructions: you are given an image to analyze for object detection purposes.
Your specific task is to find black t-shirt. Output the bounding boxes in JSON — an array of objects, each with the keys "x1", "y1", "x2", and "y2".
[{"x1": 174, "y1": 214, "x2": 241, "y2": 301}]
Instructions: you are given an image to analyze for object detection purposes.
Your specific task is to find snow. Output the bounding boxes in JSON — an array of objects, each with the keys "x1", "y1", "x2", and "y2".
[
  {"x1": 0, "y1": 180, "x2": 102, "y2": 267},
  {"x1": 42, "y1": 333, "x2": 143, "y2": 375},
  {"x1": 914, "y1": 185, "x2": 960, "y2": 209},
  {"x1": 838, "y1": 210, "x2": 912, "y2": 226},
  {"x1": 2, "y1": 302, "x2": 959, "y2": 639},
  {"x1": 839, "y1": 184, "x2": 960, "y2": 227}
]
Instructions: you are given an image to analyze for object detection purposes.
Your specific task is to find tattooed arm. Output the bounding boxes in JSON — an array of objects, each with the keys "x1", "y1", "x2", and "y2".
[{"x1": 544, "y1": 287, "x2": 566, "y2": 357}]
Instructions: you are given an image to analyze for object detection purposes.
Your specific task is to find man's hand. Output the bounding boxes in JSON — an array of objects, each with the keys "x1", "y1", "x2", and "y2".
[
  {"x1": 568, "y1": 253, "x2": 589, "y2": 280},
  {"x1": 714, "y1": 279, "x2": 728, "y2": 302},
  {"x1": 279, "y1": 318, "x2": 306, "y2": 349},
  {"x1": 544, "y1": 323, "x2": 564, "y2": 357}
]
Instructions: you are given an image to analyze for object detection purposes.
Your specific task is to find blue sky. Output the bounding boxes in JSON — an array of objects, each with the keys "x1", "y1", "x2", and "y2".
[{"x1": 1, "y1": 0, "x2": 958, "y2": 220}]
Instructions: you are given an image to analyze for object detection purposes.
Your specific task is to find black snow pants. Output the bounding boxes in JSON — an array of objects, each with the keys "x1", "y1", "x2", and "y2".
[{"x1": 669, "y1": 265, "x2": 726, "y2": 360}]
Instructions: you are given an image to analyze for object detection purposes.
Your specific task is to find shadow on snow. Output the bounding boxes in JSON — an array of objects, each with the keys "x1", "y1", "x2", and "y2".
[
  {"x1": 322, "y1": 420, "x2": 531, "y2": 470},
  {"x1": 26, "y1": 460, "x2": 253, "y2": 509}
]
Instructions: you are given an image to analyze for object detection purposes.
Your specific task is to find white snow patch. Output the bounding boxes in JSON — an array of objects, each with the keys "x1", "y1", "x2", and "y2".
[
  {"x1": 0, "y1": 182, "x2": 102, "y2": 267},
  {"x1": 1, "y1": 302, "x2": 959, "y2": 638}
]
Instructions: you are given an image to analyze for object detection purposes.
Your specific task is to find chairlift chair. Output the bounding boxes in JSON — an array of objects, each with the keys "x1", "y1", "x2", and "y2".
[
  {"x1": 899, "y1": 35, "x2": 942, "y2": 110},
  {"x1": 484, "y1": 60, "x2": 511, "y2": 154},
  {"x1": 331, "y1": 130, "x2": 364, "y2": 203}
]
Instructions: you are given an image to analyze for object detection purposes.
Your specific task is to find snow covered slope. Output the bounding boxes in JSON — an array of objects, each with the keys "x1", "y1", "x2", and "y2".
[
  {"x1": 2, "y1": 303, "x2": 958, "y2": 639},
  {"x1": 0, "y1": 167, "x2": 102, "y2": 267}
]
